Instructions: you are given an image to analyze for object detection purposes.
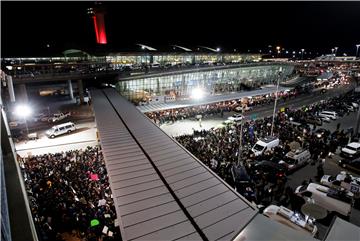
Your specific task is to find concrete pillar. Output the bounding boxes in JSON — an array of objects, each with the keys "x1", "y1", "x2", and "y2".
[
  {"x1": 77, "y1": 79, "x2": 84, "y2": 104},
  {"x1": 16, "y1": 84, "x2": 28, "y2": 103},
  {"x1": 7, "y1": 75, "x2": 15, "y2": 102},
  {"x1": 68, "y1": 80, "x2": 74, "y2": 100}
]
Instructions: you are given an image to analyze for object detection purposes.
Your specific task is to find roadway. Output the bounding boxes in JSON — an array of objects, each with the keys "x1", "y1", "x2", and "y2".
[
  {"x1": 15, "y1": 121, "x2": 97, "y2": 157},
  {"x1": 138, "y1": 85, "x2": 290, "y2": 113},
  {"x1": 160, "y1": 82, "x2": 355, "y2": 137}
]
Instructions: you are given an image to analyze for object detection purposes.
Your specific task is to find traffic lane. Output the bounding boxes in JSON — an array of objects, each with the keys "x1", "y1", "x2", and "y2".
[
  {"x1": 219, "y1": 83, "x2": 353, "y2": 121},
  {"x1": 10, "y1": 116, "x2": 95, "y2": 134},
  {"x1": 161, "y1": 117, "x2": 225, "y2": 137},
  {"x1": 319, "y1": 111, "x2": 358, "y2": 133},
  {"x1": 160, "y1": 88, "x2": 356, "y2": 137},
  {"x1": 286, "y1": 154, "x2": 359, "y2": 191},
  {"x1": 15, "y1": 121, "x2": 97, "y2": 157}
]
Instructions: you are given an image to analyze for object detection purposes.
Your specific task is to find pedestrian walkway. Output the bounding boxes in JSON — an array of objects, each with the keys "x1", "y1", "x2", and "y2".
[{"x1": 137, "y1": 86, "x2": 287, "y2": 113}]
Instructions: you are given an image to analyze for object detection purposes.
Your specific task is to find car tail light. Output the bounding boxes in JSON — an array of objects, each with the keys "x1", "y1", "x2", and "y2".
[{"x1": 277, "y1": 173, "x2": 285, "y2": 177}]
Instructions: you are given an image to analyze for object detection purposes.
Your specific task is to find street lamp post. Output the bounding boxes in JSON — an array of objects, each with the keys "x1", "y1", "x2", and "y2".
[
  {"x1": 24, "y1": 117, "x2": 29, "y2": 137},
  {"x1": 271, "y1": 67, "x2": 282, "y2": 136},
  {"x1": 301, "y1": 49, "x2": 305, "y2": 59},
  {"x1": 334, "y1": 47, "x2": 338, "y2": 57},
  {"x1": 14, "y1": 104, "x2": 32, "y2": 138},
  {"x1": 237, "y1": 105, "x2": 244, "y2": 166},
  {"x1": 356, "y1": 44, "x2": 360, "y2": 58}
]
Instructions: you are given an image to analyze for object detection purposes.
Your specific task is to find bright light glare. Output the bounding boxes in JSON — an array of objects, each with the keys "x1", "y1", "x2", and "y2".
[
  {"x1": 191, "y1": 88, "x2": 204, "y2": 100},
  {"x1": 14, "y1": 105, "x2": 32, "y2": 118},
  {"x1": 216, "y1": 47, "x2": 220, "y2": 52}
]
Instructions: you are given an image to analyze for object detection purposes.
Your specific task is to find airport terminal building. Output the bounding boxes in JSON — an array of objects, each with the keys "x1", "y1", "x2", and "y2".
[{"x1": 116, "y1": 63, "x2": 295, "y2": 104}]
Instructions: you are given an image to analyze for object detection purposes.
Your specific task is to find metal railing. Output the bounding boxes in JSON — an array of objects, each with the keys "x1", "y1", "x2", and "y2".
[
  {"x1": 1, "y1": 149, "x2": 12, "y2": 241},
  {"x1": 1, "y1": 85, "x2": 39, "y2": 241}
]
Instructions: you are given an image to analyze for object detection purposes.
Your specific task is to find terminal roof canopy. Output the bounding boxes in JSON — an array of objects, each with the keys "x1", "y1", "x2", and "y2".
[
  {"x1": 324, "y1": 217, "x2": 360, "y2": 241},
  {"x1": 62, "y1": 49, "x2": 90, "y2": 57}
]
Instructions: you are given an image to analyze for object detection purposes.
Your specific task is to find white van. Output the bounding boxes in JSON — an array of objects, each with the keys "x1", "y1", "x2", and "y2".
[
  {"x1": 46, "y1": 122, "x2": 76, "y2": 138},
  {"x1": 251, "y1": 136, "x2": 280, "y2": 156},
  {"x1": 318, "y1": 111, "x2": 338, "y2": 120},
  {"x1": 341, "y1": 142, "x2": 360, "y2": 158},
  {"x1": 279, "y1": 149, "x2": 311, "y2": 172},
  {"x1": 263, "y1": 205, "x2": 318, "y2": 237},
  {"x1": 151, "y1": 63, "x2": 161, "y2": 68},
  {"x1": 295, "y1": 183, "x2": 353, "y2": 217}
]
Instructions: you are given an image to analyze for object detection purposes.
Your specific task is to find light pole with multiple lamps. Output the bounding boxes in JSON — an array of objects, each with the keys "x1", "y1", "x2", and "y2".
[
  {"x1": 276, "y1": 46, "x2": 281, "y2": 58},
  {"x1": 270, "y1": 67, "x2": 282, "y2": 137},
  {"x1": 237, "y1": 105, "x2": 244, "y2": 166},
  {"x1": 14, "y1": 104, "x2": 32, "y2": 138},
  {"x1": 356, "y1": 44, "x2": 360, "y2": 58}
]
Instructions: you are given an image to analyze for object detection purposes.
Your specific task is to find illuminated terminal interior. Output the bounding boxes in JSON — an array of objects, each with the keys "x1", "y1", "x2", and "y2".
[
  {"x1": 2, "y1": 52, "x2": 262, "y2": 73},
  {"x1": 116, "y1": 64, "x2": 295, "y2": 104}
]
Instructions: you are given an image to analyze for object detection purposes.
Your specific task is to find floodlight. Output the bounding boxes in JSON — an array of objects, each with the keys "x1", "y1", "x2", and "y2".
[
  {"x1": 191, "y1": 88, "x2": 204, "y2": 100},
  {"x1": 14, "y1": 104, "x2": 32, "y2": 118}
]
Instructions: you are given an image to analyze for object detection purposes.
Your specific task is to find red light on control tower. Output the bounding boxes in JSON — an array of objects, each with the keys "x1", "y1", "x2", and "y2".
[{"x1": 87, "y1": 3, "x2": 107, "y2": 44}]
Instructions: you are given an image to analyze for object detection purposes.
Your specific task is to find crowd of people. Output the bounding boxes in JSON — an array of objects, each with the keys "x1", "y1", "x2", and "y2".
[
  {"x1": 145, "y1": 86, "x2": 310, "y2": 126},
  {"x1": 174, "y1": 90, "x2": 358, "y2": 209},
  {"x1": 19, "y1": 146, "x2": 121, "y2": 241}
]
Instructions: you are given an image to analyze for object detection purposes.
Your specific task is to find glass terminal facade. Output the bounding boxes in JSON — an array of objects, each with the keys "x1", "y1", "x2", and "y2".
[
  {"x1": 116, "y1": 64, "x2": 295, "y2": 104},
  {"x1": 2, "y1": 52, "x2": 262, "y2": 77},
  {"x1": 105, "y1": 53, "x2": 262, "y2": 67}
]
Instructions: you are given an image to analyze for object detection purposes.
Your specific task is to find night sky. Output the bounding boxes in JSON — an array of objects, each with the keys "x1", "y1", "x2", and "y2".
[{"x1": 2, "y1": 1, "x2": 360, "y2": 57}]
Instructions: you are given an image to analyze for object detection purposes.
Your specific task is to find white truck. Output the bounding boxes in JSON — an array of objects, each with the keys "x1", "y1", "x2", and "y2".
[
  {"x1": 47, "y1": 112, "x2": 71, "y2": 123},
  {"x1": 295, "y1": 183, "x2": 353, "y2": 217}
]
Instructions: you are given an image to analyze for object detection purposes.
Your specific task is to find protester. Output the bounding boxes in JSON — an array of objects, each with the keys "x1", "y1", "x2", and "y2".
[{"x1": 20, "y1": 146, "x2": 121, "y2": 241}]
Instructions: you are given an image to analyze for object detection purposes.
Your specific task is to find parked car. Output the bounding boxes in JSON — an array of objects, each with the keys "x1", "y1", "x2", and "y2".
[
  {"x1": 341, "y1": 142, "x2": 360, "y2": 159},
  {"x1": 45, "y1": 122, "x2": 76, "y2": 138},
  {"x1": 39, "y1": 88, "x2": 65, "y2": 96},
  {"x1": 252, "y1": 161, "x2": 287, "y2": 183},
  {"x1": 251, "y1": 136, "x2": 280, "y2": 156},
  {"x1": 295, "y1": 183, "x2": 353, "y2": 217},
  {"x1": 338, "y1": 157, "x2": 360, "y2": 174},
  {"x1": 344, "y1": 104, "x2": 355, "y2": 112},
  {"x1": 235, "y1": 106, "x2": 252, "y2": 112},
  {"x1": 47, "y1": 112, "x2": 71, "y2": 123},
  {"x1": 318, "y1": 111, "x2": 338, "y2": 120},
  {"x1": 279, "y1": 149, "x2": 311, "y2": 173},
  {"x1": 31, "y1": 113, "x2": 50, "y2": 122},
  {"x1": 318, "y1": 115, "x2": 331, "y2": 123},
  {"x1": 304, "y1": 116, "x2": 322, "y2": 126},
  {"x1": 321, "y1": 171, "x2": 360, "y2": 194},
  {"x1": 8, "y1": 120, "x2": 25, "y2": 127},
  {"x1": 263, "y1": 205, "x2": 318, "y2": 237},
  {"x1": 76, "y1": 95, "x2": 91, "y2": 105},
  {"x1": 228, "y1": 114, "x2": 244, "y2": 122}
]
